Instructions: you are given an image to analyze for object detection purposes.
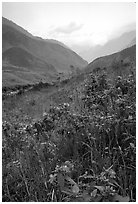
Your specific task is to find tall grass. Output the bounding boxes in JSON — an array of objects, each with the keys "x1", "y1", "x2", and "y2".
[{"x1": 2, "y1": 72, "x2": 136, "y2": 201}]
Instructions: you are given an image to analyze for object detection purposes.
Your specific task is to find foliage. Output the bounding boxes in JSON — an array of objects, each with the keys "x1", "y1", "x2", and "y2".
[{"x1": 2, "y1": 71, "x2": 136, "y2": 201}]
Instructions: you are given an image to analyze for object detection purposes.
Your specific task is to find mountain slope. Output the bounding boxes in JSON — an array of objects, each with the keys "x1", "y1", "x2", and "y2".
[
  {"x1": 85, "y1": 45, "x2": 136, "y2": 79},
  {"x1": 79, "y1": 30, "x2": 136, "y2": 62},
  {"x1": 2, "y1": 17, "x2": 87, "y2": 74},
  {"x1": 2, "y1": 46, "x2": 56, "y2": 73},
  {"x1": 2, "y1": 47, "x2": 57, "y2": 87},
  {"x1": 2, "y1": 16, "x2": 34, "y2": 38}
]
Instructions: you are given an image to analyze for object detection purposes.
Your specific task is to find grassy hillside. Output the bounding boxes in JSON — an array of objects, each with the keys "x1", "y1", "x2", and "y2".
[
  {"x1": 2, "y1": 46, "x2": 58, "y2": 87},
  {"x1": 3, "y1": 47, "x2": 56, "y2": 73},
  {"x1": 2, "y1": 17, "x2": 136, "y2": 203},
  {"x1": 2, "y1": 70, "x2": 136, "y2": 202},
  {"x1": 2, "y1": 17, "x2": 87, "y2": 74},
  {"x1": 85, "y1": 45, "x2": 136, "y2": 80}
]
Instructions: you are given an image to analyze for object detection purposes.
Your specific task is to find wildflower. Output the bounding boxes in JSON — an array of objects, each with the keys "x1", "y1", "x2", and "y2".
[
  {"x1": 108, "y1": 169, "x2": 116, "y2": 178},
  {"x1": 49, "y1": 174, "x2": 57, "y2": 183},
  {"x1": 128, "y1": 115, "x2": 133, "y2": 120}
]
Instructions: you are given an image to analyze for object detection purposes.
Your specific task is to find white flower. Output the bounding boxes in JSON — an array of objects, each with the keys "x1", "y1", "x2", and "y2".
[{"x1": 128, "y1": 115, "x2": 133, "y2": 120}]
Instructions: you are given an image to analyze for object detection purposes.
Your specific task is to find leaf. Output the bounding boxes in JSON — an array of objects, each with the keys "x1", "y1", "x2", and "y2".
[
  {"x1": 65, "y1": 176, "x2": 79, "y2": 195},
  {"x1": 62, "y1": 165, "x2": 70, "y2": 172},
  {"x1": 65, "y1": 176, "x2": 76, "y2": 185},
  {"x1": 108, "y1": 169, "x2": 116, "y2": 178},
  {"x1": 49, "y1": 174, "x2": 57, "y2": 183},
  {"x1": 61, "y1": 189, "x2": 72, "y2": 195},
  {"x1": 130, "y1": 143, "x2": 135, "y2": 149},
  {"x1": 72, "y1": 184, "x2": 79, "y2": 194},
  {"x1": 94, "y1": 185, "x2": 105, "y2": 192},
  {"x1": 82, "y1": 191, "x2": 91, "y2": 202},
  {"x1": 57, "y1": 173, "x2": 64, "y2": 189},
  {"x1": 91, "y1": 195, "x2": 103, "y2": 202},
  {"x1": 91, "y1": 189, "x2": 97, "y2": 197},
  {"x1": 112, "y1": 194, "x2": 130, "y2": 202}
]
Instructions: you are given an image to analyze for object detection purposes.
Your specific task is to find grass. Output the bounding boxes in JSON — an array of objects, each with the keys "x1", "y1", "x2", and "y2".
[{"x1": 2, "y1": 71, "x2": 136, "y2": 202}]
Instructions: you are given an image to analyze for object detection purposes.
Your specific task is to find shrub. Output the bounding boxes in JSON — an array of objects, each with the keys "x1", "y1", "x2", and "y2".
[{"x1": 2, "y1": 72, "x2": 136, "y2": 201}]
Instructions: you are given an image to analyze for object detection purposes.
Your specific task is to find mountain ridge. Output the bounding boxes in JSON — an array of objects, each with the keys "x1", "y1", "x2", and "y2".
[
  {"x1": 2, "y1": 17, "x2": 88, "y2": 87},
  {"x1": 84, "y1": 45, "x2": 136, "y2": 80},
  {"x1": 2, "y1": 17, "x2": 87, "y2": 72},
  {"x1": 79, "y1": 30, "x2": 136, "y2": 62}
]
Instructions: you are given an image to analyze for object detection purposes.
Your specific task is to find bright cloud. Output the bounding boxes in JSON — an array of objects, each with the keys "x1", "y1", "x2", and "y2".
[
  {"x1": 2, "y1": 2, "x2": 136, "y2": 49},
  {"x1": 51, "y1": 22, "x2": 83, "y2": 34}
]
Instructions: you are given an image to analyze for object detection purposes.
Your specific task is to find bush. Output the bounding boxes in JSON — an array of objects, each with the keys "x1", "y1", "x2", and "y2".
[{"x1": 2, "y1": 72, "x2": 136, "y2": 201}]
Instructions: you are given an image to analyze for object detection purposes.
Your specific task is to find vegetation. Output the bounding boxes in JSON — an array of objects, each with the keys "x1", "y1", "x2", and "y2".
[
  {"x1": 2, "y1": 72, "x2": 136, "y2": 202},
  {"x1": 2, "y1": 81, "x2": 54, "y2": 99}
]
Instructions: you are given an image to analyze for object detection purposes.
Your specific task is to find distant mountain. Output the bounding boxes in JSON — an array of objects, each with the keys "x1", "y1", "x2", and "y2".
[
  {"x1": 2, "y1": 17, "x2": 87, "y2": 87},
  {"x1": 84, "y1": 45, "x2": 136, "y2": 79},
  {"x1": 79, "y1": 30, "x2": 136, "y2": 62}
]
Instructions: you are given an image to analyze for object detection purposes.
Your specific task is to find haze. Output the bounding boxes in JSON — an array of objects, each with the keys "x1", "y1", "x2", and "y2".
[{"x1": 2, "y1": 2, "x2": 136, "y2": 54}]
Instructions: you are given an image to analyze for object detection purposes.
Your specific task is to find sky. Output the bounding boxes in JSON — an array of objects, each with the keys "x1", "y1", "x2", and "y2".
[{"x1": 2, "y1": 2, "x2": 136, "y2": 52}]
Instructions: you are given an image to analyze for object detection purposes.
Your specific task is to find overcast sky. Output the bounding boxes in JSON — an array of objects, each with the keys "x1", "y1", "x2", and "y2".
[{"x1": 2, "y1": 2, "x2": 136, "y2": 50}]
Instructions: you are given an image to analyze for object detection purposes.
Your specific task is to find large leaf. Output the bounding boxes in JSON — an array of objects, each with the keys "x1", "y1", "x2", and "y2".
[
  {"x1": 112, "y1": 194, "x2": 130, "y2": 202},
  {"x1": 65, "y1": 176, "x2": 76, "y2": 185},
  {"x1": 94, "y1": 185, "x2": 105, "y2": 192},
  {"x1": 82, "y1": 191, "x2": 91, "y2": 202},
  {"x1": 57, "y1": 173, "x2": 64, "y2": 189},
  {"x1": 91, "y1": 189, "x2": 97, "y2": 197},
  {"x1": 72, "y1": 184, "x2": 79, "y2": 194},
  {"x1": 66, "y1": 176, "x2": 79, "y2": 195}
]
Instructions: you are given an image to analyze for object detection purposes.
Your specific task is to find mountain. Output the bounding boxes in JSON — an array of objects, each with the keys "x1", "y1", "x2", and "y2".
[
  {"x1": 3, "y1": 46, "x2": 56, "y2": 74},
  {"x1": 2, "y1": 46, "x2": 57, "y2": 87},
  {"x1": 2, "y1": 17, "x2": 87, "y2": 87},
  {"x1": 84, "y1": 45, "x2": 136, "y2": 80},
  {"x1": 44, "y1": 39, "x2": 70, "y2": 49},
  {"x1": 79, "y1": 30, "x2": 136, "y2": 62}
]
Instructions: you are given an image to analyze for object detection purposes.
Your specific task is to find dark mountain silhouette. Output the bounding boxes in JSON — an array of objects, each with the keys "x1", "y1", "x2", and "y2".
[
  {"x1": 79, "y1": 30, "x2": 136, "y2": 62},
  {"x1": 85, "y1": 45, "x2": 136, "y2": 79}
]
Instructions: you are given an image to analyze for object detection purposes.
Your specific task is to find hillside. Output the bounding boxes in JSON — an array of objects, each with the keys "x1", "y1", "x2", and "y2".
[
  {"x1": 3, "y1": 47, "x2": 56, "y2": 72},
  {"x1": 2, "y1": 31, "x2": 136, "y2": 201},
  {"x1": 2, "y1": 17, "x2": 87, "y2": 76},
  {"x1": 3, "y1": 63, "x2": 136, "y2": 202},
  {"x1": 2, "y1": 4, "x2": 136, "y2": 202},
  {"x1": 84, "y1": 45, "x2": 136, "y2": 80},
  {"x1": 79, "y1": 30, "x2": 136, "y2": 62}
]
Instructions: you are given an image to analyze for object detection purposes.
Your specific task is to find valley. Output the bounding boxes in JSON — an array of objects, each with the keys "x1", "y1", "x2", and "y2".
[
  {"x1": 2, "y1": 57, "x2": 136, "y2": 201},
  {"x1": 2, "y1": 17, "x2": 87, "y2": 87},
  {"x1": 2, "y1": 15, "x2": 136, "y2": 202}
]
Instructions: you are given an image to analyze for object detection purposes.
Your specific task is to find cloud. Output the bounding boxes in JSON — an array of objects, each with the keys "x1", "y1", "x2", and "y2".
[{"x1": 51, "y1": 22, "x2": 83, "y2": 34}]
